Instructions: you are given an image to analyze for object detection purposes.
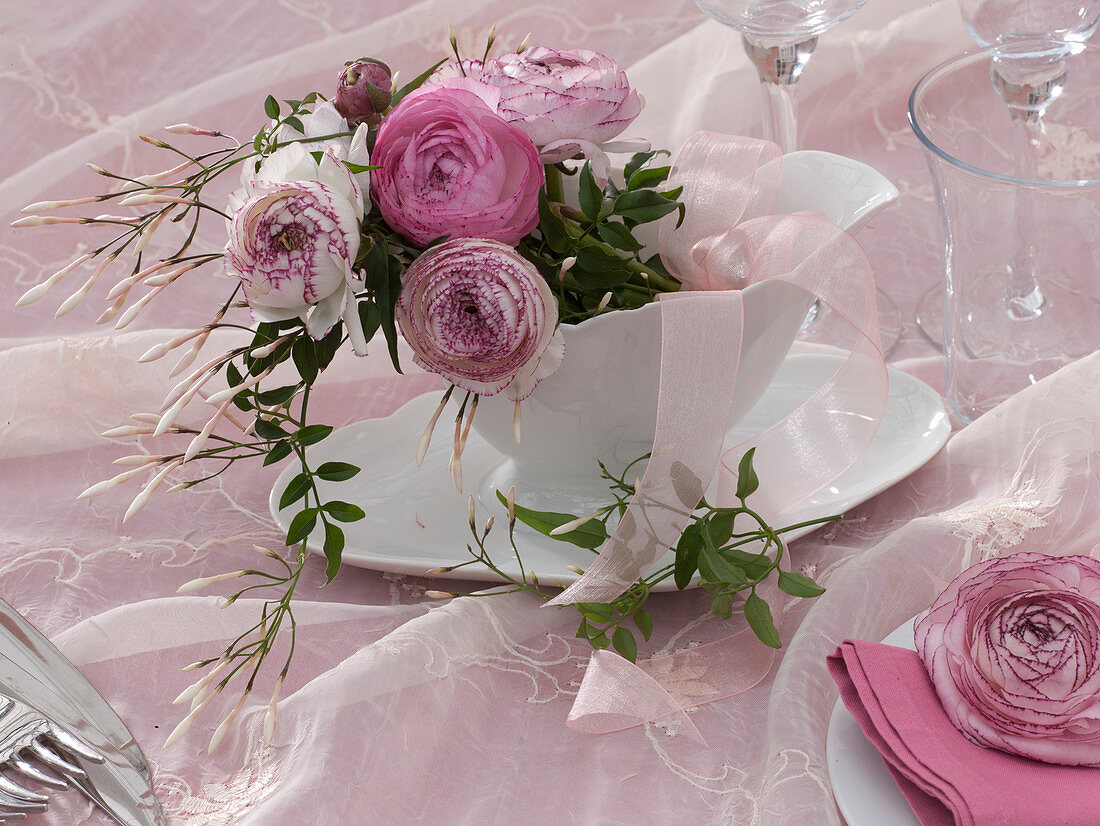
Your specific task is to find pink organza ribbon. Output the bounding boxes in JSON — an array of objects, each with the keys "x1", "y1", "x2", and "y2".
[{"x1": 553, "y1": 133, "x2": 888, "y2": 738}]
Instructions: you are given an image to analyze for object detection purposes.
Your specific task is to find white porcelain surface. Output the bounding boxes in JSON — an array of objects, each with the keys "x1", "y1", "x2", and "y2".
[
  {"x1": 827, "y1": 618, "x2": 920, "y2": 826},
  {"x1": 270, "y1": 354, "x2": 950, "y2": 588},
  {"x1": 472, "y1": 150, "x2": 900, "y2": 512},
  {"x1": 774, "y1": 150, "x2": 900, "y2": 235}
]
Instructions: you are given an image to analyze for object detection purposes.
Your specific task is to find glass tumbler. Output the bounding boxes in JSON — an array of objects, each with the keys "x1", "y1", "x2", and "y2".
[{"x1": 909, "y1": 42, "x2": 1100, "y2": 423}]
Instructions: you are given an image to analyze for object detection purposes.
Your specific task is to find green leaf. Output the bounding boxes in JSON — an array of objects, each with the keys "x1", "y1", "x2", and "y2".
[
  {"x1": 315, "y1": 461, "x2": 361, "y2": 482},
  {"x1": 286, "y1": 507, "x2": 318, "y2": 546},
  {"x1": 253, "y1": 130, "x2": 265, "y2": 154},
  {"x1": 362, "y1": 245, "x2": 403, "y2": 373},
  {"x1": 255, "y1": 384, "x2": 299, "y2": 407},
  {"x1": 494, "y1": 491, "x2": 607, "y2": 549},
  {"x1": 627, "y1": 165, "x2": 671, "y2": 190},
  {"x1": 537, "y1": 190, "x2": 572, "y2": 254},
  {"x1": 343, "y1": 161, "x2": 375, "y2": 174},
  {"x1": 719, "y1": 547, "x2": 773, "y2": 580},
  {"x1": 706, "y1": 511, "x2": 736, "y2": 547},
  {"x1": 254, "y1": 418, "x2": 290, "y2": 441},
  {"x1": 699, "y1": 522, "x2": 748, "y2": 587},
  {"x1": 264, "y1": 95, "x2": 281, "y2": 120},
  {"x1": 292, "y1": 338, "x2": 319, "y2": 385},
  {"x1": 322, "y1": 522, "x2": 345, "y2": 581},
  {"x1": 578, "y1": 162, "x2": 602, "y2": 222},
  {"x1": 612, "y1": 627, "x2": 638, "y2": 662},
  {"x1": 673, "y1": 522, "x2": 702, "y2": 590},
  {"x1": 586, "y1": 627, "x2": 610, "y2": 649},
  {"x1": 595, "y1": 221, "x2": 644, "y2": 252},
  {"x1": 278, "y1": 472, "x2": 311, "y2": 511},
  {"x1": 358, "y1": 299, "x2": 383, "y2": 344},
  {"x1": 736, "y1": 448, "x2": 760, "y2": 500},
  {"x1": 322, "y1": 500, "x2": 366, "y2": 522},
  {"x1": 634, "y1": 609, "x2": 653, "y2": 641},
  {"x1": 392, "y1": 59, "x2": 447, "y2": 105},
  {"x1": 699, "y1": 543, "x2": 748, "y2": 588},
  {"x1": 777, "y1": 570, "x2": 826, "y2": 598},
  {"x1": 262, "y1": 440, "x2": 293, "y2": 466},
  {"x1": 314, "y1": 320, "x2": 345, "y2": 373},
  {"x1": 613, "y1": 189, "x2": 681, "y2": 225},
  {"x1": 623, "y1": 150, "x2": 662, "y2": 181},
  {"x1": 226, "y1": 361, "x2": 244, "y2": 388},
  {"x1": 295, "y1": 424, "x2": 333, "y2": 446},
  {"x1": 575, "y1": 617, "x2": 589, "y2": 640},
  {"x1": 577, "y1": 602, "x2": 613, "y2": 623},
  {"x1": 710, "y1": 591, "x2": 734, "y2": 620},
  {"x1": 283, "y1": 115, "x2": 304, "y2": 133},
  {"x1": 744, "y1": 591, "x2": 782, "y2": 649}
]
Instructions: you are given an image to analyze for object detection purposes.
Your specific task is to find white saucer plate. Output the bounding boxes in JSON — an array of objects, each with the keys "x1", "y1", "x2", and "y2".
[
  {"x1": 270, "y1": 353, "x2": 950, "y2": 589},
  {"x1": 827, "y1": 618, "x2": 920, "y2": 826}
]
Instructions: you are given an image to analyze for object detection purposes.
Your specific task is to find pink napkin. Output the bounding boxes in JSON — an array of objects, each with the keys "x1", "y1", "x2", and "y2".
[{"x1": 827, "y1": 640, "x2": 1100, "y2": 826}]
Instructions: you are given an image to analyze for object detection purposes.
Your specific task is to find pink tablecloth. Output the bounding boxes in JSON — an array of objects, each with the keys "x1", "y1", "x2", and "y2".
[{"x1": 3, "y1": 2, "x2": 1099, "y2": 823}]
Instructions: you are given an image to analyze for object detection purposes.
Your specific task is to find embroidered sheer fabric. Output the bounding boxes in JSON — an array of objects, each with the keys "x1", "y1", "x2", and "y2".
[{"x1": 2, "y1": 2, "x2": 1098, "y2": 823}]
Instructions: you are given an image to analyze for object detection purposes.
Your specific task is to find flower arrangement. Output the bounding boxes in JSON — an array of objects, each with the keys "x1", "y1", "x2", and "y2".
[
  {"x1": 916, "y1": 551, "x2": 1100, "y2": 766},
  {"x1": 12, "y1": 29, "x2": 832, "y2": 747}
]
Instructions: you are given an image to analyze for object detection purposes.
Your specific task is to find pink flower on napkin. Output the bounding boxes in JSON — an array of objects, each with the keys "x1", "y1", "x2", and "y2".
[
  {"x1": 915, "y1": 551, "x2": 1100, "y2": 766},
  {"x1": 395, "y1": 238, "x2": 564, "y2": 400},
  {"x1": 371, "y1": 86, "x2": 543, "y2": 247}
]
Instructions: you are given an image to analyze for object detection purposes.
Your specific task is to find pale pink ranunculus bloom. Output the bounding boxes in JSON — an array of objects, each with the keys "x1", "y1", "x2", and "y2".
[
  {"x1": 478, "y1": 47, "x2": 643, "y2": 148},
  {"x1": 455, "y1": 47, "x2": 650, "y2": 184},
  {"x1": 916, "y1": 551, "x2": 1100, "y2": 766},
  {"x1": 395, "y1": 238, "x2": 564, "y2": 400},
  {"x1": 370, "y1": 86, "x2": 543, "y2": 248},
  {"x1": 224, "y1": 143, "x2": 368, "y2": 354}
]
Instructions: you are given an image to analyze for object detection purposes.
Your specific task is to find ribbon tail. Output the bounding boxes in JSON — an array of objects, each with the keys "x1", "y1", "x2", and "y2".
[
  {"x1": 546, "y1": 290, "x2": 745, "y2": 606},
  {"x1": 566, "y1": 649, "x2": 707, "y2": 744}
]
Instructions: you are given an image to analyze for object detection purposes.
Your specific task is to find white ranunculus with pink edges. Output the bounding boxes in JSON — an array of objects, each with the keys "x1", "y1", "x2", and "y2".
[
  {"x1": 395, "y1": 239, "x2": 564, "y2": 400},
  {"x1": 915, "y1": 551, "x2": 1100, "y2": 766},
  {"x1": 224, "y1": 142, "x2": 368, "y2": 354}
]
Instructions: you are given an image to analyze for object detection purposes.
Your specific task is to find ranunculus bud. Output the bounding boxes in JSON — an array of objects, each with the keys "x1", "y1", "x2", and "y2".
[
  {"x1": 335, "y1": 58, "x2": 393, "y2": 126},
  {"x1": 916, "y1": 551, "x2": 1100, "y2": 766}
]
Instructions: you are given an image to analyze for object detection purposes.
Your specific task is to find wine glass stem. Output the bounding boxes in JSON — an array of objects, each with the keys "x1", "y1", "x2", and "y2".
[
  {"x1": 741, "y1": 35, "x2": 818, "y2": 154},
  {"x1": 761, "y1": 81, "x2": 799, "y2": 154},
  {"x1": 1005, "y1": 113, "x2": 1045, "y2": 316}
]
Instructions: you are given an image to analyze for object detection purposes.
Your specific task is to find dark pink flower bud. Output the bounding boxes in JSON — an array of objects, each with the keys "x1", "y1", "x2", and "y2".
[{"x1": 335, "y1": 58, "x2": 392, "y2": 126}]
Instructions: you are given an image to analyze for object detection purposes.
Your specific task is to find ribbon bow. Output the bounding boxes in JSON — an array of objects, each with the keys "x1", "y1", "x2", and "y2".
[{"x1": 552, "y1": 133, "x2": 889, "y2": 740}]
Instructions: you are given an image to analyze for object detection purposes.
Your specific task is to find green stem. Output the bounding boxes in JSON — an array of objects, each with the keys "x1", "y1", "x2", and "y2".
[{"x1": 544, "y1": 165, "x2": 565, "y2": 204}]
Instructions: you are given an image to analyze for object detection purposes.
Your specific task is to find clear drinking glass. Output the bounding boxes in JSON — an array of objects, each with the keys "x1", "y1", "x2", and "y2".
[
  {"x1": 694, "y1": 0, "x2": 904, "y2": 353},
  {"x1": 695, "y1": 0, "x2": 868, "y2": 152},
  {"x1": 914, "y1": 0, "x2": 1100, "y2": 346},
  {"x1": 909, "y1": 42, "x2": 1100, "y2": 423}
]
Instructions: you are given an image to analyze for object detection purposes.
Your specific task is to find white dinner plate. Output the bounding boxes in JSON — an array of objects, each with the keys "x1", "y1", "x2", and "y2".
[
  {"x1": 270, "y1": 353, "x2": 950, "y2": 589},
  {"x1": 827, "y1": 618, "x2": 920, "y2": 826}
]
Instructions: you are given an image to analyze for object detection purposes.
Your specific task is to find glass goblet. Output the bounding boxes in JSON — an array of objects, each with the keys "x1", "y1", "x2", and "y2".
[
  {"x1": 914, "y1": 0, "x2": 1100, "y2": 348},
  {"x1": 694, "y1": 0, "x2": 868, "y2": 153},
  {"x1": 695, "y1": 0, "x2": 904, "y2": 354}
]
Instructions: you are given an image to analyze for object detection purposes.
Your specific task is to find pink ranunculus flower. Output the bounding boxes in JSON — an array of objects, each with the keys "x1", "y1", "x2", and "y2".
[
  {"x1": 395, "y1": 238, "x2": 564, "y2": 400},
  {"x1": 915, "y1": 551, "x2": 1100, "y2": 766},
  {"x1": 224, "y1": 152, "x2": 367, "y2": 354},
  {"x1": 370, "y1": 86, "x2": 543, "y2": 248},
  {"x1": 478, "y1": 48, "x2": 642, "y2": 147}
]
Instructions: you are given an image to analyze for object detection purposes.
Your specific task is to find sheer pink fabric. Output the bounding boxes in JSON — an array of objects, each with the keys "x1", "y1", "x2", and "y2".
[{"x1": 6, "y1": 2, "x2": 1098, "y2": 825}]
